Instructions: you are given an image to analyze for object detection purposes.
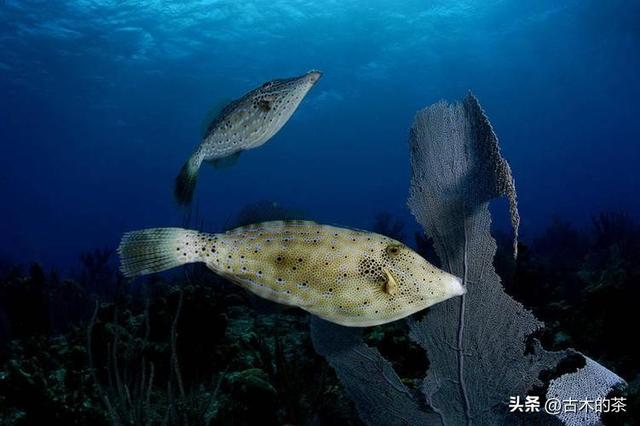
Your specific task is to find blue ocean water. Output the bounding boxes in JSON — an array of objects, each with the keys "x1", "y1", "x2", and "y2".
[{"x1": 0, "y1": 0, "x2": 638, "y2": 269}]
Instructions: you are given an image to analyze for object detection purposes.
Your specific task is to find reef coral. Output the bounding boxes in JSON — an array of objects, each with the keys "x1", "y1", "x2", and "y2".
[
  {"x1": 311, "y1": 94, "x2": 628, "y2": 425},
  {"x1": 0, "y1": 200, "x2": 637, "y2": 425}
]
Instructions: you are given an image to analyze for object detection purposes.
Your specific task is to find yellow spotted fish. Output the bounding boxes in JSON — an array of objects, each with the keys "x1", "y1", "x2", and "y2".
[{"x1": 118, "y1": 221, "x2": 465, "y2": 327}]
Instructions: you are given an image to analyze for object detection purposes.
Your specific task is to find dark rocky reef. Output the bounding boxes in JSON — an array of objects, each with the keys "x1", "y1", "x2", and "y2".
[{"x1": 0, "y1": 200, "x2": 638, "y2": 425}]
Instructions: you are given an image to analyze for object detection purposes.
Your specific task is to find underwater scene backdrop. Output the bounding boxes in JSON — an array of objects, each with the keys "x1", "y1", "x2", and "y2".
[{"x1": 0, "y1": 0, "x2": 638, "y2": 425}]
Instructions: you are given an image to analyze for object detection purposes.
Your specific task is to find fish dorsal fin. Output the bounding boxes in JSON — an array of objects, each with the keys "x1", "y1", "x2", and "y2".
[
  {"x1": 258, "y1": 220, "x2": 318, "y2": 227},
  {"x1": 201, "y1": 98, "x2": 232, "y2": 138},
  {"x1": 227, "y1": 220, "x2": 319, "y2": 234},
  {"x1": 207, "y1": 151, "x2": 242, "y2": 169}
]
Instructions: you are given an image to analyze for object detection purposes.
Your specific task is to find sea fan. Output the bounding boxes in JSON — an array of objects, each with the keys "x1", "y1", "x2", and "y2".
[{"x1": 311, "y1": 93, "x2": 624, "y2": 425}]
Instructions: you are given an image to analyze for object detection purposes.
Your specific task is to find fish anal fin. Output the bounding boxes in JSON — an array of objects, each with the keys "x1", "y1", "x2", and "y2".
[{"x1": 207, "y1": 151, "x2": 242, "y2": 169}]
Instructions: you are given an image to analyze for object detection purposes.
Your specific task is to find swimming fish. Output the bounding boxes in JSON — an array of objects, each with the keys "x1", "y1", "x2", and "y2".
[
  {"x1": 118, "y1": 221, "x2": 465, "y2": 327},
  {"x1": 175, "y1": 71, "x2": 322, "y2": 204}
]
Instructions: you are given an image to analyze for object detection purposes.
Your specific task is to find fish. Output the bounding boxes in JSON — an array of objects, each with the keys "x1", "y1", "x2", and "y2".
[
  {"x1": 118, "y1": 220, "x2": 465, "y2": 327},
  {"x1": 175, "y1": 71, "x2": 322, "y2": 205}
]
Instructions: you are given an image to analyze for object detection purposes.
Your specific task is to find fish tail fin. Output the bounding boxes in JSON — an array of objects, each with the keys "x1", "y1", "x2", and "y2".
[
  {"x1": 174, "y1": 154, "x2": 202, "y2": 205},
  {"x1": 118, "y1": 228, "x2": 207, "y2": 278}
]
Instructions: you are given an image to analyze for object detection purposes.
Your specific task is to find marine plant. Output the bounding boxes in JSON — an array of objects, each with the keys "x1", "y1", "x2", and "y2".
[
  {"x1": 86, "y1": 282, "x2": 232, "y2": 426},
  {"x1": 311, "y1": 93, "x2": 626, "y2": 425},
  {"x1": 1, "y1": 99, "x2": 636, "y2": 424},
  {"x1": 372, "y1": 212, "x2": 406, "y2": 243}
]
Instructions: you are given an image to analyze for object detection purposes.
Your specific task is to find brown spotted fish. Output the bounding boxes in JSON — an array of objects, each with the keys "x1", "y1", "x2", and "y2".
[
  {"x1": 118, "y1": 221, "x2": 464, "y2": 327},
  {"x1": 175, "y1": 71, "x2": 322, "y2": 205}
]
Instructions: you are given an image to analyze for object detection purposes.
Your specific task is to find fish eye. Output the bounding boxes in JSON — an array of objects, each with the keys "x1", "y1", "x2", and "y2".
[
  {"x1": 385, "y1": 244, "x2": 401, "y2": 255},
  {"x1": 261, "y1": 82, "x2": 274, "y2": 89}
]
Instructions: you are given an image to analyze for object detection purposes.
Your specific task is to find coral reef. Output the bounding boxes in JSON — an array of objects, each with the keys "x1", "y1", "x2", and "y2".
[
  {"x1": 0, "y1": 201, "x2": 637, "y2": 425},
  {"x1": 0, "y1": 201, "x2": 358, "y2": 425},
  {"x1": 311, "y1": 94, "x2": 629, "y2": 426},
  {"x1": 0, "y1": 274, "x2": 359, "y2": 425}
]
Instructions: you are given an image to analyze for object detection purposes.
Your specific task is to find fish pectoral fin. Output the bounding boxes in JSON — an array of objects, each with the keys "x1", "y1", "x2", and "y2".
[
  {"x1": 383, "y1": 269, "x2": 399, "y2": 296},
  {"x1": 208, "y1": 151, "x2": 242, "y2": 169}
]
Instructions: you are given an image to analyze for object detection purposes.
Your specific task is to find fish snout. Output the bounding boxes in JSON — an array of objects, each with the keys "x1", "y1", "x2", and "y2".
[
  {"x1": 448, "y1": 274, "x2": 466, "y2": 297},
  {"x1": 305, "y1": 70, "x2": 322, "y2": 84}
]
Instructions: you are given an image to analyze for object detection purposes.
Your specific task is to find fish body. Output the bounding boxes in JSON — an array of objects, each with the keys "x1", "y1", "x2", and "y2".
[
  {"x1": 118, "y1": 221, "x2": 465, "y2": 327},
  {"x1": 175, "y1": 71, "x2": 322, "y2": 204}
]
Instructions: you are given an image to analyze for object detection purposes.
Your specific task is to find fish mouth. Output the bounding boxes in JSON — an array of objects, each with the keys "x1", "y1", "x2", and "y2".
[
  {"x1": 448, "y1": 275, "x2": 466, "y2": 297},
  {"x1": 266, "y1": 71, "x2": 322, "y2": 94},
  {"x1": 305, "y1": 70, "x2": 322, "y2": 85}
]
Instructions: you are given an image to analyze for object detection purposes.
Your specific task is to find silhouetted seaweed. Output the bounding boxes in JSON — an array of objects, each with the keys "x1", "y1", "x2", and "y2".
[
  {"x1": 372, "y1": 212, "x2": 406, "y2": 242},
  {"x1": 78, "y1": 247, "x2": 120, "y2": 302},
  {"x1": 591, "y1": 212, "x2": 639, "y2": 256},
  {"x1": 0, "y1": 264, "x2": 52, "y2": 340},
  {"x1": 414, "y1": 231, "x2": 440, "y2": 267},
  {"x1": 86, "y1": 285, "x2": 231, "y2": 425}
]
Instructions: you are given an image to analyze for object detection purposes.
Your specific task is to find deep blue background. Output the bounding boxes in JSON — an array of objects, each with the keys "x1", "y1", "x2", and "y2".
[{"x1": 1, "y1": 0, "x2": 638, "y2": 268}]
